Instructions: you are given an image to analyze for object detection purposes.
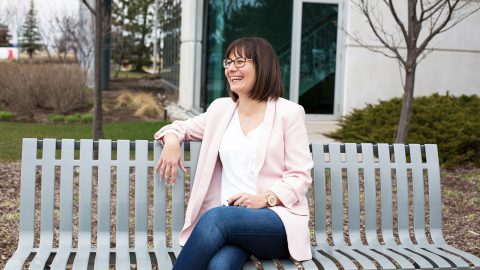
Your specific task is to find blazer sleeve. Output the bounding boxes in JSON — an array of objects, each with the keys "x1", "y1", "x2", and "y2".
[
  {"x1": 269, "y1": 105, "x2": 313, "y2": 209},
  {"x1": 153, "y1": 109, "x2": 208, "y2": 144}
]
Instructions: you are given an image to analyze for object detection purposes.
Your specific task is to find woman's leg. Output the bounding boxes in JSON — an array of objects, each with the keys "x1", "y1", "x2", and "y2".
[
  {"x1": 206, "y1": 245, "x2": 249, "y2": 270},
  {"x1": 172, "y1": 206, "x2": 289, "y2": 270}
]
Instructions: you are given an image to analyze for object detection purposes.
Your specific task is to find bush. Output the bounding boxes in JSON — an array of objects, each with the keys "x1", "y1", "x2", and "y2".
[
  {"x1": 0, "y1": 111, "x2": 14, "y2": 120},
  {"x1": 328, "y1": 93, "x2": 480, "y2": 168},
  {"x1": 80, "y1": 113, "x2": 93, "y2": 123},
  {"x1": 65, "y1": 114, "x2": 81, "y2": 123},
  {"x1": 48, "y1": 114, "x2": 65, "y2": 123},
  {"x1": 0, "y1": 63, "x2": 88, "y2": 115}
]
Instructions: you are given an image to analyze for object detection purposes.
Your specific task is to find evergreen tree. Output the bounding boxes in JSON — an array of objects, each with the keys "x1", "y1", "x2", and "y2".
[
  {"x1": 112, "y1": 0, "x2": 154, "y2": 72},
  {"x1": 0, "y1": 24, "x2": 11, "y2": 47},
  {"x1": 19, "y1": 0, "x2": 42, "y2": 58}
]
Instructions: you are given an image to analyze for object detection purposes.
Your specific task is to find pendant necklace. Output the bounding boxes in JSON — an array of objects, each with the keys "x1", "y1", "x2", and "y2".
[{"x1": 245, "y1": 118, "x2": 252, "y2": 124}]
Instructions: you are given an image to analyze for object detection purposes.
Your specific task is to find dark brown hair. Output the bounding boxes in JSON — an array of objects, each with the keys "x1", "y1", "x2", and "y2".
[{"x1": 224, "y1": 37, "x2": 283, "y2": 102}]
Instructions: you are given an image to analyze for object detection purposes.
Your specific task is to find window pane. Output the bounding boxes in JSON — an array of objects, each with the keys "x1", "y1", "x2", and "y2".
[{"x1": 204, "y1": 0, "x2": 294, "y2": 109}]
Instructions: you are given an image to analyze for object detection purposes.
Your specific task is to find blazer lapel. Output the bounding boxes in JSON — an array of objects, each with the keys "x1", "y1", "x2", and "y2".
[{"x1": 254, "y1": 99, "x2": 276, "y2": 177}]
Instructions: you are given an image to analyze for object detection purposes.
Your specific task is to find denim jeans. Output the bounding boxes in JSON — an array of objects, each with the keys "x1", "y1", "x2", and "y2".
[{"x1": 172, "y1": 206, "x2": 290, "y2": 270}]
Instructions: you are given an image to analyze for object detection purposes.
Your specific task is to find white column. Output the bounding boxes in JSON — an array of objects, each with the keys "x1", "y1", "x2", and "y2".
[{"x1": 178, "y1": 0, "x2": 203, "y2": 111}]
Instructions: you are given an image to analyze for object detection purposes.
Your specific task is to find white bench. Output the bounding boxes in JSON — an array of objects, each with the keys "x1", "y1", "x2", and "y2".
[{"x1": 5, "y1": 139, "x2": 480, "y2": 269}]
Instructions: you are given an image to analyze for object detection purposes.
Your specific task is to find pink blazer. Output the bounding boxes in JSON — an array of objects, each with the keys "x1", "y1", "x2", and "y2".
[{"x1": 154, "y1": 97, "x2": 314, "y2": 261}]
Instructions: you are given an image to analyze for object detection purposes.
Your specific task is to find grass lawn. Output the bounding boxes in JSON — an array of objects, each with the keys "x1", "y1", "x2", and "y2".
[{"x1": 0, "y1": 121, "x2": 169, "y2": 161}]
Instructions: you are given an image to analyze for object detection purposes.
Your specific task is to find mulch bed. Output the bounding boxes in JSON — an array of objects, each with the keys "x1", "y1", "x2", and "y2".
[{"x1": 0, "y1": 162, "x2": 478, "y2": 268}]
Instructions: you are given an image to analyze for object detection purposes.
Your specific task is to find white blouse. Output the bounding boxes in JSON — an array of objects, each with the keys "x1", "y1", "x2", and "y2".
[{"x1": 219, "y1": 109, "x2": 265, "y2": 205}]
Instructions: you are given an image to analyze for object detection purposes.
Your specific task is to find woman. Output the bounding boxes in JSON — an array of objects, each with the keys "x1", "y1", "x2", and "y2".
[{"x1": 154, "y1": 37, "x2": 313, "y2": 270}]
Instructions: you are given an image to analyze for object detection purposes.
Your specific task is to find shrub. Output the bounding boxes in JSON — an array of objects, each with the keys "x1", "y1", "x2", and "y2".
[
  {"x1": 328, "y1": 93, "x2": 480, "y2": 168},
  {"x1": 65, "y1": 114, "x2": 81, "y2": 123},
  {"x1": 48, "y1": 114, "x2": 65, "y2": 123},
  {"x1": 0, "y1": 63, "x2": 88, "y2": 115},
  {"x1": 0, "y1": 111, "x2": 14, "y2": 120},
  {"x1": 80, "y1": 113, "x2": 93, "y2": 123}
]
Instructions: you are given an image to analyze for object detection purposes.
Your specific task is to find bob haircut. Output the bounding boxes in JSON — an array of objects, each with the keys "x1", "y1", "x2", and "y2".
[{"x1": 224, "y1": 37, "x2": 283, "y2": 102}]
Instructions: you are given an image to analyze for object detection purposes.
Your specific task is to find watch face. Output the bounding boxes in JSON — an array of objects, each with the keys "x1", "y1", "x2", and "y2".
[{"x1": 267, "y1": 195, "x2": 276, "y2": 206}]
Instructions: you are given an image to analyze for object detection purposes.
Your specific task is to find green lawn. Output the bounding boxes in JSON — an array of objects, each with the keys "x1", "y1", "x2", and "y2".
[{"x1": 0, "y1": 121, "x2": 169, "y2": 161}]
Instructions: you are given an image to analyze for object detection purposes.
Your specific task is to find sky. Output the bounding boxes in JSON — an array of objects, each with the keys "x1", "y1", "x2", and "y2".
[{"x1": 0, "y1": 0, "x2": 80, "y2": 45}]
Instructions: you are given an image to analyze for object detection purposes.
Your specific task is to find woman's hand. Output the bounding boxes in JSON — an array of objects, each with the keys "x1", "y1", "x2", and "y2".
[
  {"x1": 227, "y1": 192, "x2": 267, "y2": 209},
  {"x1": 155, "y1": 134, "x2": 186, "y2": 185}
]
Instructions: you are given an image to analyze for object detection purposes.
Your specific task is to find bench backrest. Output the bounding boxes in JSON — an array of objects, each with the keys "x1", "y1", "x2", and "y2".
[
  {"x1": 311, "y1": 143, "x2": 444, "y2": 248},
  {"x1": 18, "y1": 139, "x2": 444, "y2": 251}
]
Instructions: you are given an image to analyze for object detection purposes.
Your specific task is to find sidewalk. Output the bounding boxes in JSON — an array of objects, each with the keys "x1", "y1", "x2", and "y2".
[{"x1": 305, "y1": 120, "x2": 340, "y2": 144}]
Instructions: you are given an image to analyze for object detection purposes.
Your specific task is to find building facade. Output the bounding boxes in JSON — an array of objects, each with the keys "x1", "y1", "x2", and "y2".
[{"x1": 176, "y1": 0, "x2": 480, "y2": 119}]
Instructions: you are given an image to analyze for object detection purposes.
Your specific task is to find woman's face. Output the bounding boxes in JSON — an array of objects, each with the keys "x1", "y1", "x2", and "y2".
[{"x1": 224, "y1": 50, "x2": 256, "y2": 98}]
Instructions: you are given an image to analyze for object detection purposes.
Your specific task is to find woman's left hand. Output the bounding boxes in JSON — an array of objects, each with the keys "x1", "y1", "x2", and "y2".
[{"x1": 227, "y1": 192, "x2": 267, "y2": 208}]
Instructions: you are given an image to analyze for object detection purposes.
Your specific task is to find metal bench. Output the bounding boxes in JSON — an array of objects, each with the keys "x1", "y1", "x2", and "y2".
[{"x1": 5, "y1": 139, "x2": 480, "y2": 269}]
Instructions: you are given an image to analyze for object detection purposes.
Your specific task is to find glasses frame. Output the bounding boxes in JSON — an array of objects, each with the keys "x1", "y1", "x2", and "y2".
[{"x1": 222, "y1": 57, "x2": 253, "y2": 69}]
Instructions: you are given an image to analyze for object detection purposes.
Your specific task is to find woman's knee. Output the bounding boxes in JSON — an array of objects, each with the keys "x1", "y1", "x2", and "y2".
[{"x1": 207, "y1": 245, "x2": 248, "y2": 270}]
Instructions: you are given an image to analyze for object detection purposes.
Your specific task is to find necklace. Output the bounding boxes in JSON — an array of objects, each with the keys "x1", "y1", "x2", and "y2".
[{"x1": 245, "y1": 118, "x2": 252, "y2": 124}]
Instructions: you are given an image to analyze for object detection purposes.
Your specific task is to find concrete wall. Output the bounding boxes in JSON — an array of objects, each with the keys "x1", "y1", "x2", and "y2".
[{"x1": 342, "y1": 0, "x2": 480, "y2": 115}]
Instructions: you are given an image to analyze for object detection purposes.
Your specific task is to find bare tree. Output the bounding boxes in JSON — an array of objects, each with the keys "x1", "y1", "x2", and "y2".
[
  {"x1": 351, "y1": 0, "x2": 479, "y2": 143},
  {"x1": 52, "y1": 14, "x2": 80, "y2": 62},
  {"x1": 82, "y1": 0, "x2": 104, "y2": 140}
]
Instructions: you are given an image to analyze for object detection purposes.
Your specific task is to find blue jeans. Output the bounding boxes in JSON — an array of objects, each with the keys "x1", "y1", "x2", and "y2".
[{"x1": 172, "y1": 206, "x2": 290, "y2": 270}]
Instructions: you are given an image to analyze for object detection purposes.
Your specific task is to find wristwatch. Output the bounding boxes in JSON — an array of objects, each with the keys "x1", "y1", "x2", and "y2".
[{"x1": 265, "y1": 192, "x2": 278, "y2": 207}]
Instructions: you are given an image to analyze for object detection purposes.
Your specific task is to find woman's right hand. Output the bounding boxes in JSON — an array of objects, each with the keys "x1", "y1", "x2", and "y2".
[{"x1": 155, "y1": 134, "x2": 186, "y2": 185}]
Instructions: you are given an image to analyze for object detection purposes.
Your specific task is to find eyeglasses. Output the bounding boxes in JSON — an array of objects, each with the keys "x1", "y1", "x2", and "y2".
[{"x1": 222, "y1": 57, "x2": 252, "y2": 69}]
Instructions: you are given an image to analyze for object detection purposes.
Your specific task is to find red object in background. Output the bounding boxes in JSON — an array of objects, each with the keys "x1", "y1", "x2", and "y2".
[{"x1": 8, "y1": 49, "x2": 14, "y2": 59}]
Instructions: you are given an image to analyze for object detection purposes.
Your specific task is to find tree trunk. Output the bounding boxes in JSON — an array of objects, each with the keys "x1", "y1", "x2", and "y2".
[
  {"x1": 395, "y1": 65, "x2": 416, "y2": 143},
  {"x1": 93, "y1": 0, "x2": 104, "y2": 140}
]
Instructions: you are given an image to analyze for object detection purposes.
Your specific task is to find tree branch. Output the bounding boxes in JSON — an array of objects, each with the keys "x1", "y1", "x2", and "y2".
[
  {"x1": 82, "y1": 0, "x2": 96, "y2": 16},
  {"x1": 356, "y1": 0, "x2": 407, "y2": 66},
  {"x1": 417, "y1": 0, "x2": 459, "y2": 54},
  {"x1": 386, "y1": 0, "x2": 408, "y2": 40},
  {"x1": 420, "y1": 0, "x2": 449, "y2": 22}
]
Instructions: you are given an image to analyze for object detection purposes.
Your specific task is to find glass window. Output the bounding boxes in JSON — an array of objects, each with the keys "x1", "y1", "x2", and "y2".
[{"x1": 203, "y1": 0, "x2": 294, "y2": 109}]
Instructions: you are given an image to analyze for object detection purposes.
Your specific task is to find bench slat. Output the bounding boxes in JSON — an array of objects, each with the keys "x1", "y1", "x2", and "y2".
[
  {"x1": 438, "y1": 244, "x2": 480, "y2": 266},
  {"x1": 328, "y1": 144, "x2": 345, "y2": 246},
  {"x1": 58, "y1": 139, "x2": 75, "y2": 248},
  {"x1": 338, "y1": 248, "x2": 378, "y2": 269},
  {"x1": 97, "y1": 139, "x2": 112, "y2": 247},
  {"x1": 353, "y1": 247, "x2": 397, "y2": 269},
  {"x1": 409, "y1": 246, "x2": 454, "y2": 269},
  {"x1": 29, "y1": 139, "x2": 57, "y2": 270},
  {"x1": 78, "y1": 139, "x2": 93, "y2": 246},
  {"x1": 361, "y1": 143, "x2": 381, "y2": 246},
  {"x1": 116, "y1": 140, "x2": 131, "y2": 268},
  {"x1": 393, "y1": 144, "x2": 414, "y2": 245},
  {"x1": 369, "y1": 246, "x2": 416, "y2": 269},
  {"x1": 312, "y1": 144, "x2": 327, "y2": 242},
  {"x1": 387, "y1": 246, "x2": 437, "y2": 269},
  {"x1": 321, "y1": 248, "x2": 359, "y2": 270},
  {"x1": 410, "y1": 144, "x2": 429, "y2": 245},
  {"x1": 171, "y1": 143, "x2": 186, "y2": 252},
  {"x1": 420, "y1": 246, "x2": 471, "y2": 268},
  {"x1": 344, "y1": 143, "x2": 361, "y2": 246},
  {"x1": 425, "y1": 144, "x2": 446, "y2": 245},
  {"x1": 378, "y1": 143, "x2": 396, "y2": 246},
  {"x1": 311, "y1": 248, "x2": 339, "y2": 269},
  {"x1": 134, "y1": 140, "x2": 153, "y2": 268}
]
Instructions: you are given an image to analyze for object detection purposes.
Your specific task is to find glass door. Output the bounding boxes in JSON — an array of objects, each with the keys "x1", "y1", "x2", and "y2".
[{"x1": 289, "y1": 0, "x2": 344, "y2": 118}]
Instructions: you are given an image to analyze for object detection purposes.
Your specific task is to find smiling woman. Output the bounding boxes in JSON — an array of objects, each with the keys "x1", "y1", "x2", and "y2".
[{"x1": 154, "y1": 37, "x2": 314, "y2": 269}]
